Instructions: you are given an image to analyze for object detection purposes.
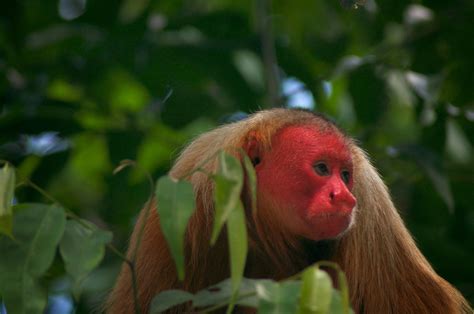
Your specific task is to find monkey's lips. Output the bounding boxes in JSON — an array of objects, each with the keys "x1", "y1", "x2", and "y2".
[{"x1": 304, "y1": 209, "x2": 353, "y2": 241}]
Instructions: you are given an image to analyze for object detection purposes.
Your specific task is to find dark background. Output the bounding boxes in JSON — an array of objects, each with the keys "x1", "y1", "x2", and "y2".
[{"x1": 1, "y1": 0, "x2": 473, "y2": 312}]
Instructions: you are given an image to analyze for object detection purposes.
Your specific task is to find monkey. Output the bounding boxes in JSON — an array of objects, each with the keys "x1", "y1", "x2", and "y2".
[{"x1": 106, "y1": 108, "x2": 471, "y2": 313}]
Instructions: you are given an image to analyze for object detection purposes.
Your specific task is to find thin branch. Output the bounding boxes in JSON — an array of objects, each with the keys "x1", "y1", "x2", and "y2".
[{"x1": 256, "y1": 0, "x2": 281, "y2": 108}]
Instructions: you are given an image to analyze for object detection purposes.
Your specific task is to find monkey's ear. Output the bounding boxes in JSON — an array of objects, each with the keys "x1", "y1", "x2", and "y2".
[{"x1": 244, "y1": 131, "x2": 261, "y2": 166}]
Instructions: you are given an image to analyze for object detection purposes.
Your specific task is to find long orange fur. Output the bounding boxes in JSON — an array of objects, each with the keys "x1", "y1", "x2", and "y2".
[{"x1": 106, "y1": 109, "x2": 471, "y2": 313}]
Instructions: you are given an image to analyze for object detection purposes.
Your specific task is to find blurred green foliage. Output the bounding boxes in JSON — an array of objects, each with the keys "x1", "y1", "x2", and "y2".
[{"x1": 0, "y1": 0, "x2": 473, "y2": 312}]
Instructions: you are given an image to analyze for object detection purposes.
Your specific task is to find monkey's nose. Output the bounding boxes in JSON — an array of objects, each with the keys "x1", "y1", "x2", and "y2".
[{"x1": 329, "y1": 188, "x2": 356, "y2": 210}]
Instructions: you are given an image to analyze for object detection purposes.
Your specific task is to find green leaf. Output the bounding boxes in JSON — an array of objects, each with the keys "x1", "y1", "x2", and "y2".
[
  {"x1": 59, "y1": 219, "x2": 113, "y2": 285},
  {"x1": 100, "y1": 68, "x2": 151, "y2": 113},
  {"x1": 59, "y1": 0, "x2": 87, "y2": 21},
  {"x1": 0, "y1": 163, "x2": 15, "y2": 237},
  {"x1": 155, "y1": 176, "x2": 196, "y2": 280},
  {"x1": 211, "y1": 151, "x2": 244, "y2": 244},
  {"x1": 193, "y1": 280, "x2": 235, "y2": 308},
  {"x1": 193, "y1": 278, "x2": 272, "y2": 308},
  {"x1": 405, "y1": 71, "x2": 442, "y2": 104},
  {"x1": 298, "y1": 267, "x2": 333, "y2": 314},
  {"x1": 119, "y1": 0, "x2": 150, "y2": 23},
  {"x1": 329, "y1": 290, "x2": 355, "y2": 314},
  {"x1": 257, "y1": 280, "x2": 301, "y2": 313},
  {"x1": 0, "y1": 203, "x2": 66, "y2": 313},
  {"x1": 226, "y1": 201, "x2": 248, "y2": 313},
  {"x1": 233, "y1": 50, "x2": 265, "y2": 91},
  {"x1": 150, "y1": 290, "x2": 194, "y2": 313},
  {"x1": 241, "y1": 151, "x2": 257, "y2": 212},
  {"x1": 47, "y1": 79, "x2": 83, "y2": 102},
  {"x1": 336, "y1": 268, "x2": 351, "y2": 313}
]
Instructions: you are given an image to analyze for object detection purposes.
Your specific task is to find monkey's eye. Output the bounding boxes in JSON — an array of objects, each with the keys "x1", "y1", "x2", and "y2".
[
  {"x1": 314, "y1": 162, "x2": 330, "y2": 176},
  {"x1": 341, "y1": 170, "x2": 351, "y2": 185}
]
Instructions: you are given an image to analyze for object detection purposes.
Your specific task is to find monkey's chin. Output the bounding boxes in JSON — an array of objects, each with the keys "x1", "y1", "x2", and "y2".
[{"x1": 304, "y1": 212, "x2": 354, "y2": 241}]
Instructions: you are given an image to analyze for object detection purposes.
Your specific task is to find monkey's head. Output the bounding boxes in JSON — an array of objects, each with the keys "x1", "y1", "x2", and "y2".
[
  {"x1": 245, "y1": 121, "x2": 356, "y2": 242},
  {"x1": 173, "y1": 109, "x2": 358, "y2": 242}
]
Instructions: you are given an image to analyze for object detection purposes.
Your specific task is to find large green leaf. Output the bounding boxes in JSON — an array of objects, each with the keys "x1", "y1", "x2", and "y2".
[
  {"x1": 0, "y1": 203, "x2": 66, "y2": 313},
  {"x1": 226, "y1": 201, "x2": 248, "y2": 312},
  {"x1": 298, "y1": 267, "x2": 333, "y2": 314},
  {"x1": 193, "y1": 278, "x2": 273, "y2": 308},
  {"x1": 150, "y1": 290, "x2": 194, "y2": 313},
  {"x1": 155, "y1": 175, "x2": 196, "y2": 280},
  {"x1": 0, "y1": 163, "x2": 15, "y2": 237},
  {"x1": 59, "y1": 219, "x2": 113, "y2": 286},
  {"x1": 256, "y1": 280, "x2": 301, "y2": 313},
  {"x1": 328, "y1": 290, "x2": 355, "y2": 314},
  {"x1": 211, "y1": 151, "x2": 243, "y2": 244}
]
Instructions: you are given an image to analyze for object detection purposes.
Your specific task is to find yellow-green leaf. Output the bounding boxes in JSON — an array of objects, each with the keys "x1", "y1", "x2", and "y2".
[
  {"x1": 298, "y1": 267, "x2": 333, "y2": 314},
  {"x1": 0, "y1": 163, "x2": 15, "y2": 236},
  {"x1": 241, "y1": 151, "x2": 257, "y2": 212},
  {"x1": 226, "y1": 201, "x2": 248, "y2": 313},
  {"x1": 211, "y1": 151, "x2": 243, "y2": 244},
  {"x1": 257, "y1": 280, "x2": 301, "y2": 313},
  {"x1": 156, "y1": 176, "x2": 196, "y2": 280}
]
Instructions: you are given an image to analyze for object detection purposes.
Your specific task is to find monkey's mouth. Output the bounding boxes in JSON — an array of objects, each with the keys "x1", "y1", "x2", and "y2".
[{"x1": 304, "y1": 210, "x2": 353, "y2": 241}]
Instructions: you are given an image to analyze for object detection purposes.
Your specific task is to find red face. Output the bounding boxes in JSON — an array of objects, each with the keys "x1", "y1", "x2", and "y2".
[{"x1": 255, "y1": 125, "x2": 356, "y2": 241}]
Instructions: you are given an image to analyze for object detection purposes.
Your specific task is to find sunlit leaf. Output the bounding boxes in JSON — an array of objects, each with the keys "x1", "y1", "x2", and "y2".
[
  {"x1": 133, "y1": 125, "x2": 187, "y2": 181},
  {"x1": 233, "y1": 50, "x2": 264, "y2": 91},
  {"x1": 0, "y1": 163, "x2": 15, "y2": 237},
  {"x1": 332, "y1": 55, "x2": 374, "y2": 78},
  {"x1": 226, "y1": 201, "x2": 248, "y2": 312},
  {"x1": 0, "y1": 204, "x2": 66, "y2": 313},
  {"x1": 119, "y1": 0, "x2": 150, "y2": 23},
  {"x1": 298, "y1": 267, "x2": 332, "y2": 314},
  {"x1": 256, "y1": 280, "x2": 301, "y2": 313},
  {"x1": 150, "y1": 290, "x2": 194, "y2": 313},
  {"x1": 405, "y1": 71, "x2": 442, "y2": 104},
  {"x1": 386, "y1": 70, "x2": 416, "y2": 106},
  {"x1": 101, "y1": 68, "x2": 151, "y2": 113},
  {"x1": 59, "y1": 220, "x2": 113, "y2": 285},
  {"x1": 47, "y1": 79, "x2": 83, "y2": 102},
  {"x1": 211, "y1": 151, "x2": 243, "y2": 244},
  {"x1": 156, "y1": 176, "x2": 196, "y2": 280},
  {"x1": 446, "y1": 119, "x2": 472, "y2": 164},
  {"x1": 59, "y1": 0, "x2": 87, "y2": 20}
]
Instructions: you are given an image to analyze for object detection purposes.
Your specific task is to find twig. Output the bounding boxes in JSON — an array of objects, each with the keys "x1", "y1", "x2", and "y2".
[{"x1": 256, "y1": 0, "x2": 281, "y2": 108}]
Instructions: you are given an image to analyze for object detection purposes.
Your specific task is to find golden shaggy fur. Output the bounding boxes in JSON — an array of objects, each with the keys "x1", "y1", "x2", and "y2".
[{"x1": 106, "y1": 109, "x2": 471, "y2": 313}]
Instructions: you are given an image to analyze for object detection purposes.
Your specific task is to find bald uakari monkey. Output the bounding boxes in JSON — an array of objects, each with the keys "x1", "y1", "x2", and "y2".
[{"x1": 106, "y1": 109, "x2": 471, "y2": 313}]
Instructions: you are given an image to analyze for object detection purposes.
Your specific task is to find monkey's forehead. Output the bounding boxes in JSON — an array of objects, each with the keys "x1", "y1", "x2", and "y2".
[
  {"x1": 241, "y1": 109, "x2": 348, "y2": 149},
  {"x1": 268, "y1": 125, "x2": 352, "y2": 162}
]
